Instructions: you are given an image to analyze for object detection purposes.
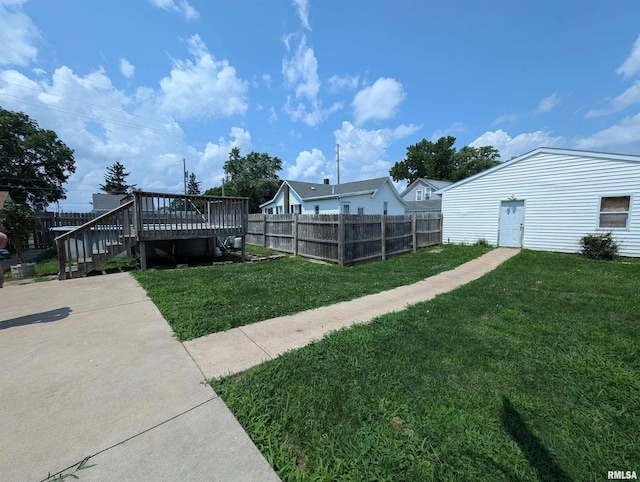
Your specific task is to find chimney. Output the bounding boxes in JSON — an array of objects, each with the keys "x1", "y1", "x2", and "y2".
[{"x1": 323, "y1": 178, "x2": 329, "y2": 185}]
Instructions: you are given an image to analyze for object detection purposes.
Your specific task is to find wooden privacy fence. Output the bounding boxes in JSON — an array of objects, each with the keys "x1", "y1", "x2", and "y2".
[
  {"x1": 31, "y1": 212, "x2": 97, "y2": 249},
  {"x1": 247, "y1": 213, "x2": 442, "y2": 266}
]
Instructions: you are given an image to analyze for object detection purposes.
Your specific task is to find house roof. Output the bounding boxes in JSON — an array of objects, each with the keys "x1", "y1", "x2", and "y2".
[
  {"x1": 400, "y1": 178, "x2": 452, "y2": 197},
  {"x1": 92, "y1": 193, "x2": 126, "y2": 212},
  {"x1": 404, "y1": 199, "x2": 443, "y2": 212},
  {"x1": 437, "y1": 147, "x2": 640, "y2": 194},
  {"x1": 261, "y1": 177, "x2": 409, "y2": 208},
  {"x1": 0, "y1": 191, "x2": 10, "y2": 210}
]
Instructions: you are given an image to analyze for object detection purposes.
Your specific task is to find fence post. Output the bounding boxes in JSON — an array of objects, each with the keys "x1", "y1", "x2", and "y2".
[
  {"x1": 338, "y1": 214, "x2": 345, "y2": 267},
  {"x1": 381, "y1": 215, "x2": 386, "y2": 261},
  {"x1": 439, "y1": 214, "x2": 443, "y2": 245},
  {"x1": 293, "y1": 214, "x2": 299, "y2": 256},
  {"x1": 412, "y1": 214, "x2": 417, "y2": 253},
  {"x1": 263, "y1": 214, "x2": 267, "y2": 248}
]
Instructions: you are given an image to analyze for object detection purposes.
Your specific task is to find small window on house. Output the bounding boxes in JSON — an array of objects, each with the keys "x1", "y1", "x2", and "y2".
[
  {"x1": 276, "y1": 206, "x2": 283, "y2": 214},
  {"x1": 291, "y1": 204, "x2": 301, "y2": 214},
  {"x1": 425, "y1": 187, "x2": 432, "y2": 200},
  {"x1": 383, "y1": 202, "x2": 388, "y2": 215},
  {"x1": 267, "y1": 208, "x2": 273, "y2": 214},
  {"x1": 314, "y1": 205, "x2": 320, "y2": 215},
  {"x1": 599, "y1": 196, "x2": 631, "y2": 229},
  {"x1": 416, "y1": 189, "x2": 423, "y2": 201},
  {"x1": 342, "y1": 204, "x2": 350, "y2": 214},
  {"x1": 357, "y1": 207, "x2": 364, "y2": 215}
]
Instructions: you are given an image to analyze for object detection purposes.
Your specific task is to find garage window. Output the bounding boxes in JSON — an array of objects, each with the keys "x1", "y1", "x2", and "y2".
[{"x1": 599, "y1": 196, "x2": 630, "y2": 229}]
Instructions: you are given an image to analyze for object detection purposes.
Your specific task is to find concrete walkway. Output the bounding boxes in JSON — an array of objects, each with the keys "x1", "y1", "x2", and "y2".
[
  {"x1": 0, "y1": 273, "x2": 279, "y2": 482},
  {"x1": 185, "y1": 247, "x2": 519, "y2": 379}
]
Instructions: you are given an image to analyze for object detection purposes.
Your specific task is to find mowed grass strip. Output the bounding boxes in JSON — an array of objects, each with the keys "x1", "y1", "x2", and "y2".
[
  {"x1": 212, "y1": 250, "x2": 640, "y2": 481},
  {"x1": 132, "y1": 244, "x2": 488, "y2": 340}
]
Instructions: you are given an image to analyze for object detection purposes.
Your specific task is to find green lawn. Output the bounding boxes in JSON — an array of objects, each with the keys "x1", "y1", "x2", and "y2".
[
  {"x1": 133, "y1": 244, "x2": 489, "y2": 340},
  {"x1": 212, "y1": 250, "x2": 640, "y2": 481}
]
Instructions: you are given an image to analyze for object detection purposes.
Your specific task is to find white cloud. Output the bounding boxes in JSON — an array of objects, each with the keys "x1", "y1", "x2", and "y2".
[
  {"x1": 282, "y1": 34, "x2": 320, "y2": 103},
  {"x1": 352, "y1": 77, "x2": 406, "y2": 125},
  {"x1": 293, "y1": 0, "x2": 311, "y2": 31},
  {"x1": 286, "y1": 148, "x2": 331, "y2": 181},
  {"x1": 262, "y1": 73, "x2": 271, "y2": 87},
  {"x1": 282, "y1": 33, "x2": 341, "y2": 125},
  {"x1": 470, "y1": 129, "x2": 564, "y2": 159},
  {"x1": 492, "y1": 113, "x2": 519, "y2": 126},
  {"x1": 119, "y1": 58, "x2": 135, "y2": 78},
  {"x1": 195, "y1": 127, "x2": 252, "y2": 187},
  {"x1": 535, "y1": 92, "x2": 561, "y2": 113},
  {"x1": 0, "y1": 0, "x2": 40, "y2": 66},
  {"x1": 148, "y1": 0, "x2": 199, "y2": 20},
  {"x1": 328, "y1": 74, "x2": 360, "y2": 93},
  {"x1": 159, "y1": 34, "x2": 248, "y2": 119},
  {"x1": 617, "y1": 34, "x2": 640, "y2": 79},
  {"x1": 586, "y1": 80, "x2": 640, "y2": 118},
  {"x1": 430, "y1": 122, "x2": 467, "y2": 142},
  {"x1": 333, "y1": 121, "x2": 421, "y2": 180},
  {"x1": 574, "y1": 113, "x2": 640, "y2": 150}
]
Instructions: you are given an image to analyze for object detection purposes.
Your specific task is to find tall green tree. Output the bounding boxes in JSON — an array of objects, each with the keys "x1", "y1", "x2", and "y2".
[
  {"x1": 220, "y1": 147, "x2": 282, "y2": 212},
  {"x1": 390, "y1": 136, "x2": 500, "y2": 184},
  {"x1": 0, "y1": 107, "x2": 76, "y2": 210},
  {"x1": 187, "y1": 172, "x2": 201, "y2": 195},
  {"x1": 100, "y1": 162, "x2": 135, "y2": 195},
  {"x1": 0, "y1": 201, "x2": 40, "y2": 262}
]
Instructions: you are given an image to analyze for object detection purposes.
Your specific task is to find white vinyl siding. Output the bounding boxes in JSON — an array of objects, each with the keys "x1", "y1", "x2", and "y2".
[{"x1": 442, "y1": 150, "x2": 640, "y2": 257}]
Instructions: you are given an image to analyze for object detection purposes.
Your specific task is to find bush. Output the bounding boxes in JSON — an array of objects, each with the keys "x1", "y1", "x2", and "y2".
[{"x1": 580, "y1": 232, "x2": 618, "y2": 260}]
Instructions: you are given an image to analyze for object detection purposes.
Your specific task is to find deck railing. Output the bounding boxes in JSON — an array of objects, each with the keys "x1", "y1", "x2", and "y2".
[
  {"x1": 133, "y1": 191, "x2": 249, "y2": 241},
  {"x1": 56, "y1": 200, "x2": 135, "y2": 279}
]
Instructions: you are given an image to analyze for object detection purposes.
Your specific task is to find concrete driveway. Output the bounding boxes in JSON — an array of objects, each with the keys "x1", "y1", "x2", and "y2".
[{"x1": 0, "y1": 273, "x2": 279, "y2": 481}]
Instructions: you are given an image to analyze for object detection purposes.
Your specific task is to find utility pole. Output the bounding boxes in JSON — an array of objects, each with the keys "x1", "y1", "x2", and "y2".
[
  {"x1": 336, "y1": 143, "x2": 340, "y2": 184},
  {"x1": 183, "y1": 158, "x2": 187, "y2": 195}
]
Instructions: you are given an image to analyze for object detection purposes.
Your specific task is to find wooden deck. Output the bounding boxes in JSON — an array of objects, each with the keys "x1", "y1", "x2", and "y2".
[{"x1": 56, "y1": 192, "x2": 249, "y2": 279}]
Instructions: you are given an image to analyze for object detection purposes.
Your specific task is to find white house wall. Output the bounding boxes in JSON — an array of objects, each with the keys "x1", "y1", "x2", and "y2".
[{"x1": 441, "y1": 151, "x2": 640, "y2": 257}]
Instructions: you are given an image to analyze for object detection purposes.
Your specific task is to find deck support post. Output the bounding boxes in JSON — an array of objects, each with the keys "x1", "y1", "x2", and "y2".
[{"x1": 139, "y1": 240, "x2": 147, "y2": 271}]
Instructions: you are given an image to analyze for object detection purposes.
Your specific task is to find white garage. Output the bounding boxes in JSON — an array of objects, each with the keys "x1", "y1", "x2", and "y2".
[{"x1": 439, "y1": 147, "x2": 640, "y2": 257}]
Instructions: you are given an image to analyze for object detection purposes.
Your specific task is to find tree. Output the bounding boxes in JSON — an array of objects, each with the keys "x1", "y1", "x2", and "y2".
[
  {"x1": 100, "y1": 162, "x2": 135, "y2": 195},
  {"x1": 390, "y1": 136, "x2": 500, "y2": 184},
  {"x1": 451, "y1": 145, "x2": 500, "y2": 182},
  {"x1": 0, "y1": 201, "x2": 40, "y2": 263},
  {"x1": 187, "y1": 172, "x2": 201, "y2": 195},
  {"x1": 0, "y1": 107, "x2": 76, "y2": 210},
  {"x1": 220, "y1": 147, "x2": 282, "y2": 212}
]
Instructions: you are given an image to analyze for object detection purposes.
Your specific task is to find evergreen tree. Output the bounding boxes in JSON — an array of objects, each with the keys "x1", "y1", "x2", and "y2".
[
  {"x1": 100, "y1": 162, "x2": 135, "y2": 194},
  {"x1": 187, "y1": 172, "x2": 201, "y2": 195}
]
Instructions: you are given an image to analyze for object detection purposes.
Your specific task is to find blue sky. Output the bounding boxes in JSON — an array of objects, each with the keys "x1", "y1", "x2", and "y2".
[{"x1": 2, "y1": 0, "x2": 640, "y2": 211}]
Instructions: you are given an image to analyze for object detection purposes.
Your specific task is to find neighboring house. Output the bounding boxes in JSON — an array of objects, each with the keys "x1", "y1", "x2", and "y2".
[
  {"x1": 400, "y1": 178, "x2": 452, "y2": 213},
  {"x1": 92, "y1": 193, "x2": 125, "y2": 215},
  {"x1": 440, "y1": 147, "x2": 640, "y2": 257},
  {"x1": 260, "y1": 177, "x2": 409, "y2": 215}
]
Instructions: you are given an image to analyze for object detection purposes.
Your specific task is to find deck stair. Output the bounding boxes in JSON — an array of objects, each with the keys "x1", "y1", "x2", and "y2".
[
  {"x1": 55, "y1": 192, "x2": 249, "y2": 279},
  {"x1": 56, "y1": 200, "x2": 136, "y2": 279}
]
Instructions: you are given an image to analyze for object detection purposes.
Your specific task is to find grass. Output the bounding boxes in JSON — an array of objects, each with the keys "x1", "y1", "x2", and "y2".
[
  {"x1": 212, "y1": 250, "x2": 640, "y2": 481},
  {"x1": 4, "y1": 248, "x2": 60, "y2": 281},
  {"x1": 132, "y1": 244, "x2": 489, "y2": 340}
]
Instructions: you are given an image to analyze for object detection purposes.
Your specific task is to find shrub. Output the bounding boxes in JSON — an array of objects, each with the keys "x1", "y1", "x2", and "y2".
[
  {"x1": 580, "y1": 232, "x2": 618, "y2": 260},
  {"x1": 475, "y1": 238, "x2": 490, "y2": 248}
]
